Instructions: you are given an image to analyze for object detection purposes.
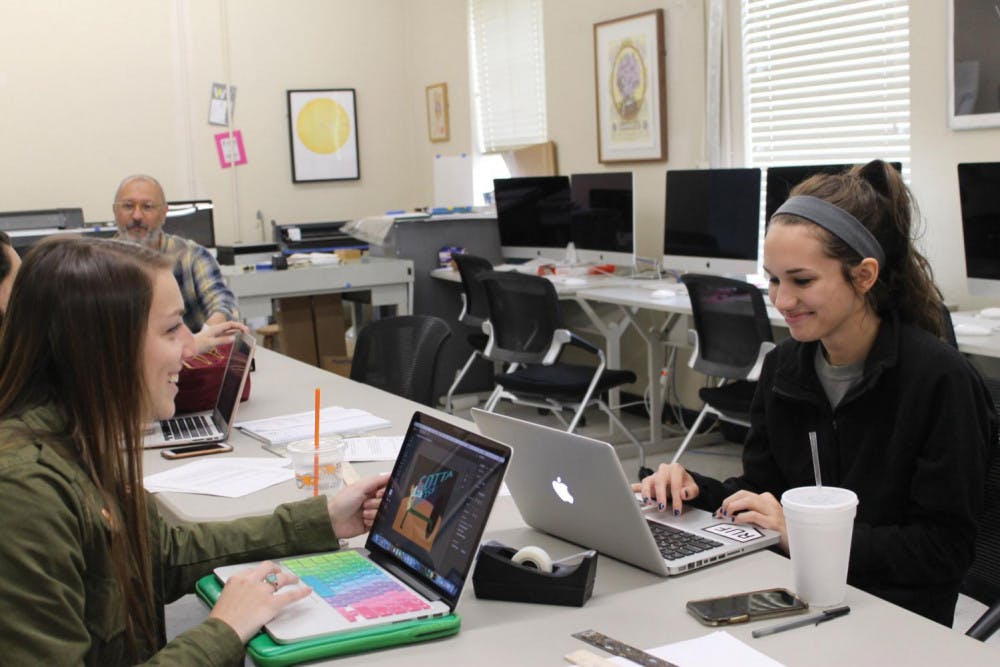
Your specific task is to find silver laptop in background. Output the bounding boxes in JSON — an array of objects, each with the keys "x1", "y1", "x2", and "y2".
[
  {"x1": 471, "y1": 409, "x2": 780, "y2": 576},
  {"x1": 143, "y1": 331, "x2": 255, "y2": 449}
]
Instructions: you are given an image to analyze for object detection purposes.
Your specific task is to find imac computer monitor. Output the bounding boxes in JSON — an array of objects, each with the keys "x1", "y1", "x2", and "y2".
[
  {"x1": 663, "y1": 168, "x2": 762, "y2": 276},
  {"x1": 765, "y1": 162, "x2": 903, "y2": 222},
  {"x1": 494, "y1": 177, "x2": 572, "y2": 260},
  {"x1": 958, "y1": 162, "x2": 1000, "y2": 296},
  {"x1": 569, "y1": 172, "x2": 634, "y2": 265},
  {"x1": 164, "y1": 200, "x2": 216, "y2": 248}
]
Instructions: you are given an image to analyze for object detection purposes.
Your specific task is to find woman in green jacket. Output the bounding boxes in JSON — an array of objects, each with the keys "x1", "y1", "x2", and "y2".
[{"x1": 0, "y1": 236, "x2": 387, "y2": 665}]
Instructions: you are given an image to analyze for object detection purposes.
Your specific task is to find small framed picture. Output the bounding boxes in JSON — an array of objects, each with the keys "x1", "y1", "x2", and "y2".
[
  {"x1": 286, "y1": 88, "x2": 360, "y2": 182},
  {"x1": 426, "y1": 82, "x2": 450, "y2": 142},
  {"x1": 593, "y1": 10, "x2": 667, "y2": 162}
]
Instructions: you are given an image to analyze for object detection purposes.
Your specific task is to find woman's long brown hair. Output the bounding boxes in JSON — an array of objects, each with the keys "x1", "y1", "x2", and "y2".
[{"x1": 0, "y1": 236, "x2": 173, "y2": 656}]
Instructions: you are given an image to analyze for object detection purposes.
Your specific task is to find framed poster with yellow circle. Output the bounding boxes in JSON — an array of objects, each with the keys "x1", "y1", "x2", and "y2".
[
  {"x1": 287, "y1": 89, "x2": 360, "y2": 182},
  {"x1": 593, "y1": 10, "x2": 667, "y2": 163}
]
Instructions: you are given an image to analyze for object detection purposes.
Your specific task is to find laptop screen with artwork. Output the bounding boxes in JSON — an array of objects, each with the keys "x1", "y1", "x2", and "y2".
[{"x1": 365, "y1": 412, "x2": 509, "y2": 609}]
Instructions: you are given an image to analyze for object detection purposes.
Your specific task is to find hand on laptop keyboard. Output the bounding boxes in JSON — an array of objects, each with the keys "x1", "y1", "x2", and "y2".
[
  {"x1": 632, "y1": 462, "x2": 700, "y2": 516},
  {"x1": 210, "y1": 561, "x2": 314, "y2": 643}
]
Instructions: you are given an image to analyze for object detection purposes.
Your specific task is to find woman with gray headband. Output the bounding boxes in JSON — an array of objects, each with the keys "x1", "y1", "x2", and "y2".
[{"x1": 638, "y1": 159, "x2": 996, "y2": 625}]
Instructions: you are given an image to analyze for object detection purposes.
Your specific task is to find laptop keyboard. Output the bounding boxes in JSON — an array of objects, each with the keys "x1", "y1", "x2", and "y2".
[
  {"x1": 647, "y1": 520, "x2": 723, "y2": 560},
  {"x1": 159, "y1": 414, "x2": 214, "y2": 441},
  {"x1": 283, "y1": 551, "x2": 430, "y2": 624}
]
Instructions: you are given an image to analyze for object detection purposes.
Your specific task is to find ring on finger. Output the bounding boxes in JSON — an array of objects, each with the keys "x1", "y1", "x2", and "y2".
[{"x1": 264, "y1": 572, "x2": 280, "y2": 592}]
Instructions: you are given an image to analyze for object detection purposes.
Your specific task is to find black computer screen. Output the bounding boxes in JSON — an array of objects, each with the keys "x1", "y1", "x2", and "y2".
[
  {"x1": 493, "y1": 177, "x2": 572, "y2": 249},
  {"x1": 570, "y1": 172, "x2": 633, "y2": 254},
  {"x1": 765, "y1": 162, "x2": 903, "y2": 221},
  {"x1": 959, "y1": 162, "x2": 1000, "y2": 281},
  {"x1": 164, "y1": 200, "x2": 216, "y2": 248},
  {"x1": 663, "y1": 169, "x2": 761, "y2": 261}
]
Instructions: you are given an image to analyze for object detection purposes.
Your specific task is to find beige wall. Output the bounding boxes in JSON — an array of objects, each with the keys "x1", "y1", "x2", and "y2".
[
  {"x1": 908, "y1": 1, "x2": 1000, "y2": 308},
  {"x1": 1, "y1": 1, "x2": 998, "y2": 306},
  {"x1": 543, "y1": 0, "x2": 709, "y2": 261},
  {"x1": 0, "y1": 0, "x2": 468, "y2": 244}
]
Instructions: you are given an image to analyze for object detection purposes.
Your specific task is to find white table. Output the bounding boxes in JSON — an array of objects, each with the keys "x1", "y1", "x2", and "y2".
[
  {"x1": 223, "y1": 257, "x2": 414, "y2": 322},
  {"x1": 152, "y1": 349, "x2": 999, "y2": 666}
]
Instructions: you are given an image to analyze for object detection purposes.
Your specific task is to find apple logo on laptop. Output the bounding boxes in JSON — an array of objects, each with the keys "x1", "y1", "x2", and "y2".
[{"x1": 552, "y1": 476, "x2": 574, "y2": 504}]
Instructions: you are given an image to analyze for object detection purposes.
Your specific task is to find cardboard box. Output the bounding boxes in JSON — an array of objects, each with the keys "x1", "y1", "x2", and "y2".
[
  {"x1": 321, "y1": 354, "x2": 352, "y2": 378},
  {"x1": 274, "y1": 294, "x2": 349, "y2": 369},
  {"x1": 313, "y1": 293, "x2": 348, "y2": 361}
]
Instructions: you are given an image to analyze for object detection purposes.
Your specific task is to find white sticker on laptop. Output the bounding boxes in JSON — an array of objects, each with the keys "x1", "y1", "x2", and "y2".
[{"x1": 704, "y1": 523, "x2": 765, "y2": 543}]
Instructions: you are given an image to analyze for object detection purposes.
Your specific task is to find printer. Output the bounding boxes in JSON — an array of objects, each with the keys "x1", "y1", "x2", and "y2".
[
  {"x1": 0, "y1": 208, "x2": 111, "y2": 252},
  {"x1": 271, "y1": 220, "x2": 367, "y2": 254}
]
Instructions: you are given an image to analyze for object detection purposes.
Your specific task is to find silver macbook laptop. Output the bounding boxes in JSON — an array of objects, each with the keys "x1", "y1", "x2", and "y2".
[
  {"x1": 143, "y1": 331, "x2": 255, "y2": 449},
  {"x1": 471, "y1": 409, "x2": 780, "y2": 576},
  {"x1": 215, "y1": 411, "x2": 510, "y2": 644}
]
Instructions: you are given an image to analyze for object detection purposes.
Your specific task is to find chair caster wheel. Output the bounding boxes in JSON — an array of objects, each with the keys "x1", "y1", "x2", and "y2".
[{"x1": 638, "y1": 466, "x2": 654, "y2": 481}]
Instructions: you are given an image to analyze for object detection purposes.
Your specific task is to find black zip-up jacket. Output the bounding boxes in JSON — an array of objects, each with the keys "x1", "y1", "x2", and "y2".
[{"x1": 689, "y1": 314, "x2": 996, "y2": 625}]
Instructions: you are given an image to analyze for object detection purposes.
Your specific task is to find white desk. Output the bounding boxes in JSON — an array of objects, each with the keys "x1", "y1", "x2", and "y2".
[
  {"x1": 950, "y1": 310, "x2": 1000, "y2": 360},
  {"x1": 578, "y1": 287, "x2": 1000, "y2": 448},
  {"x1": 223, "y1": 257, "x2": 414, "y2": 322},
  {"x1": 152, "y1": 349, "x2": 999, "y2": 666}
]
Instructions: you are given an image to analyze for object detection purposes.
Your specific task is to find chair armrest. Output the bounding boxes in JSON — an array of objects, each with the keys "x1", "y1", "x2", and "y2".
[
  {"x1": 541, "y1": 329, "x2": 603, "y2": 365},
  {"x1": 966, "y1": 600, "x2": 1000, "y2": 641},
  {"x1": 746, "y1": 341, "x2": 777, "y2": 381},
  {"x1": 566, "y1": 331, "x2": 600, "y2": 355}
]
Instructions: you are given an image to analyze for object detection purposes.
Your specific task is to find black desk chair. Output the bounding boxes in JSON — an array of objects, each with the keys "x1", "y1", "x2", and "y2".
[
  {"x1": 670, "y1": 274, "x2": 775, "y2": 464},
  {"x1": 962, "y1": 377, "x2": 1000, "y2": 640},
  {"x1": 478, "y1": 271, "x2": 651, "y2": 480},
  {"x1": 444, "y1": 253, "x2": 495, "y2": 413},
  {"x1": 350, "y1": 315, "x2": 451, "y2": 407}
]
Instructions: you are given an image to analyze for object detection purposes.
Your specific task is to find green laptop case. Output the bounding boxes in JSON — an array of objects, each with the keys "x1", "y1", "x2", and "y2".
[{"x1": 195, "y1": 574, "x2": 461, "y2": 667}]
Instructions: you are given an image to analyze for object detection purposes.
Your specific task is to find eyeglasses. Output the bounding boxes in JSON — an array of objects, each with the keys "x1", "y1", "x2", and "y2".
[{"x1": 116, "y1": 201, "x2": 162, "y2": 214}]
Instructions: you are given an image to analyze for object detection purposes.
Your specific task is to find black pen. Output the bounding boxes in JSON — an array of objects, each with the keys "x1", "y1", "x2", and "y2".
[{"x1": 752, "y1": 606, "x2": 851, "y2": 638}]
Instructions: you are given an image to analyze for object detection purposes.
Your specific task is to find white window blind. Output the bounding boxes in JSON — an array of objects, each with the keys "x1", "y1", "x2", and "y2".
[
  {"x1": 742, "y1": 0, "x2": 911, "y2": 170},
  {"x1": 469, "y1": 0, "x2": 547, "y2": 153}
]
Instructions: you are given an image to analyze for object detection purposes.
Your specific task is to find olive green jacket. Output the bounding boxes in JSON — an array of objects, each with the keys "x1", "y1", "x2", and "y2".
[{"x1": 0, "y1": 405, "x2": 340, "y2": 666}]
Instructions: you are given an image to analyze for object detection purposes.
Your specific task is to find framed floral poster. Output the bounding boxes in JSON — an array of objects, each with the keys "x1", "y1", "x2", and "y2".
[
  {"x1": 286, "y1": 88, "x2": 360, "y2": 182},
  {"x1": 426, "y1": 82, "x2": 450, "y2": 142},
  {"x1": 593, "y1": 10, "x2": 667, "y2": 163}
]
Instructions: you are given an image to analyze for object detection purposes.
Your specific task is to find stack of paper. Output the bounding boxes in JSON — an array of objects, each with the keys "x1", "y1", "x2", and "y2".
[
  {"x1": 236, "y1": 406, "x2": 391, "y2": 446},
  {"x1": 144, "y1": 457, "x2": 293, "y2": 498}
]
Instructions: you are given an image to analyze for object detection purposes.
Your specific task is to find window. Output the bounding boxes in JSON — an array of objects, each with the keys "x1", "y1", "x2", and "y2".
[
  {"x1": 468, "y1": 0, "x2": 548, "y2": 153},
  {"x1": 742, "y1": 0, "x2": 911, "y2": 172}
]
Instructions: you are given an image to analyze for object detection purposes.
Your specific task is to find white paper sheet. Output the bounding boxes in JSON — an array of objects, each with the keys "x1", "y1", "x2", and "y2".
[
  {"x1": 235, "y1": 406, "x2": 391, "y2": 445},
  {"x1": 144, "y1": 457, "x2": 293, "y2": 498},
  {"x1": 604, "y1": 631, "x2": 785, "y2": 667},
  {"x1": 343, "y1": 436, "x2": 404, "y2": 461}
]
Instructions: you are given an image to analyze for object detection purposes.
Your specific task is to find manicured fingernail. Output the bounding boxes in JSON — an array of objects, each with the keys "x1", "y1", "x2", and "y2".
[
  {"x1": 642, "y1": 496, "x2": 649, "y2": 504},
  {"x1": 721, "y1": 508, "x2": 728, "y2": 517},
  {"x1": 731, "y1": 516, "x2": 736, "y2": 523},
  {"x1": 658, "y1": 502, "x2": 665, "y2": 510},
  {"x1": 673, "y1": 509, "x2": 680, "y2": 517}
]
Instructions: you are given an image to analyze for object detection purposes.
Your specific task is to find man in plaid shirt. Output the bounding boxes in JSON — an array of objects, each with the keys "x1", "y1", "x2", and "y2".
[{"x1": 113, "y1": 174, "x2": 246, "y2": 351}]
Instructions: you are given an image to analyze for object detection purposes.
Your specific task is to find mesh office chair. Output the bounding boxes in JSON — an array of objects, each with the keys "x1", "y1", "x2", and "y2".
[
  {"x1": 478, "y1": 271, "x2": 652, "y2": 479},
  {"x1": 444, "y1": 253, "x2": 495, "y2": 413},
  {"x1": 670, "y1": 274, "x2": 776, "y2": 464},
  {"x1": 961, "y1": 376, "x2": 1000, "y2": 640},
  {"x1": 350, "y1": 315, "x2": 451, "y2": 407}
]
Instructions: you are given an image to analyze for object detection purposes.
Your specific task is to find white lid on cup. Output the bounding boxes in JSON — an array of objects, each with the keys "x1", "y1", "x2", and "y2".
[{"x1": 782, "y1": 486, "x2": 858, "y2": 518}]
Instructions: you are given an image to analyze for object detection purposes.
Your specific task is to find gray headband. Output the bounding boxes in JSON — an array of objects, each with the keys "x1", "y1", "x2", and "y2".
[{"x1": 773, "y1": 195, "x2": 885, "y2": 266}]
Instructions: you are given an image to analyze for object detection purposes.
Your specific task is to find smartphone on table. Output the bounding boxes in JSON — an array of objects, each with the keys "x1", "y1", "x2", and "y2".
[
  {"x1": 686, "y1": 588, "x2": 807, "y2": 626},
  {"x1": 161, "y1": 442, "x2": 234, "y2": 460}
]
